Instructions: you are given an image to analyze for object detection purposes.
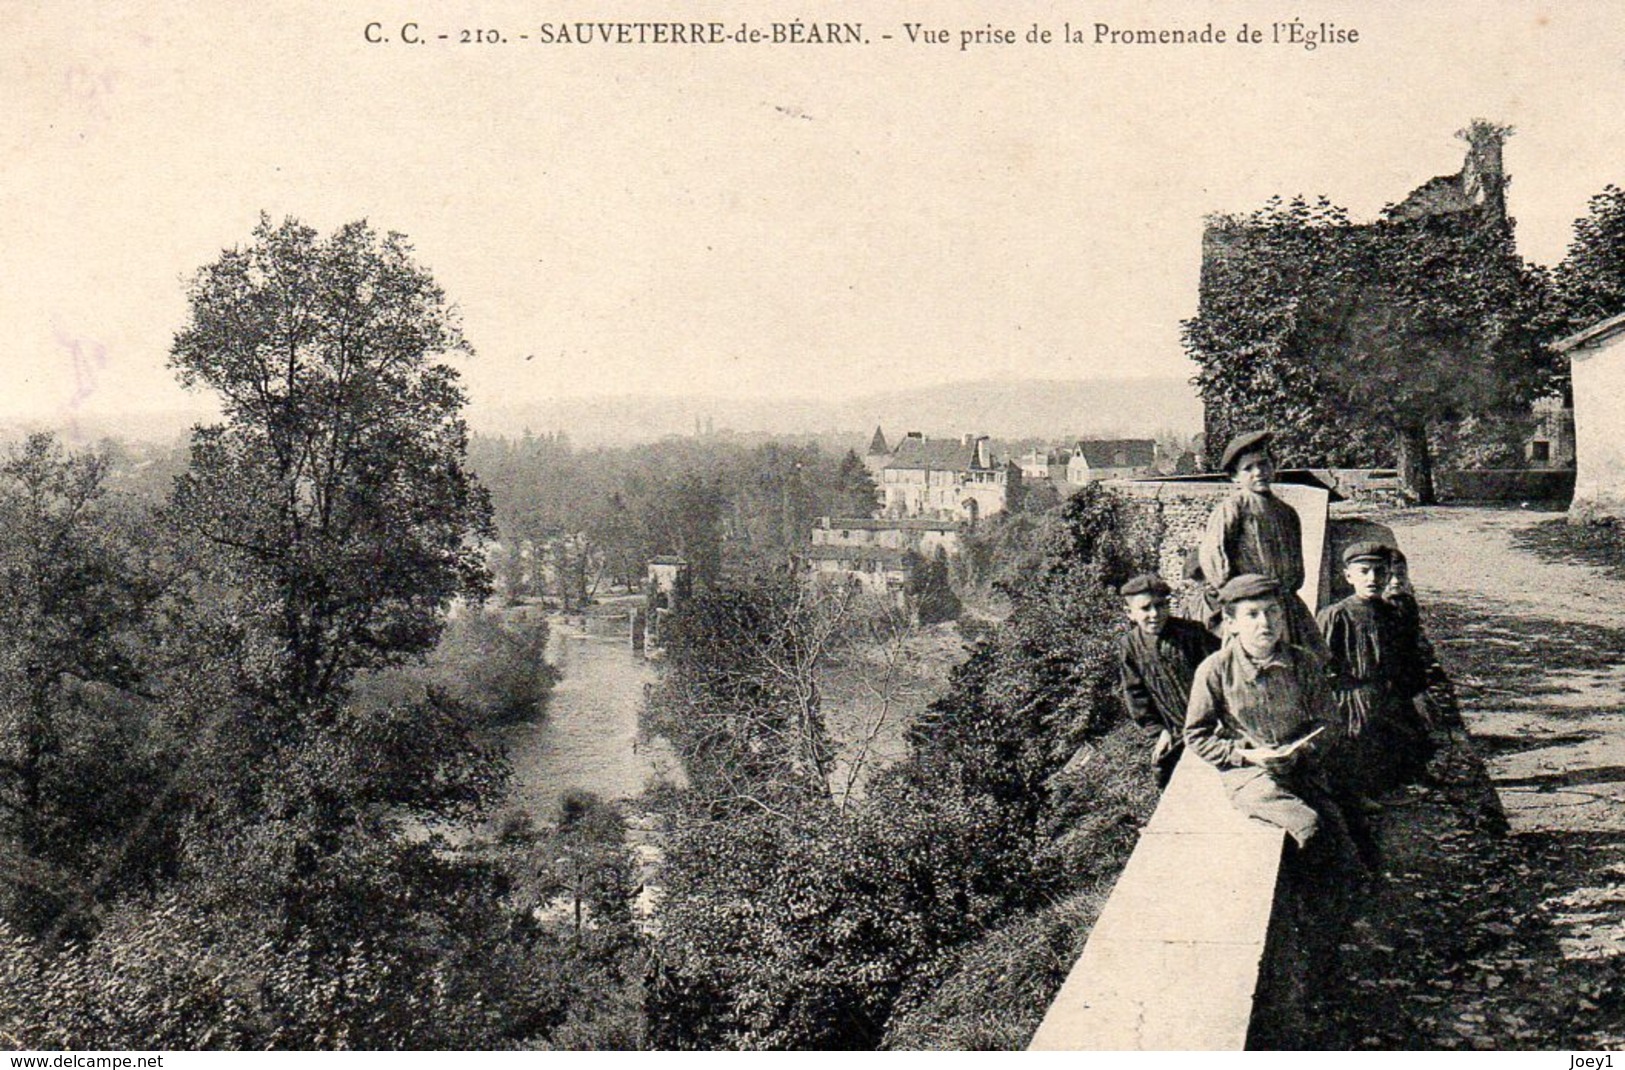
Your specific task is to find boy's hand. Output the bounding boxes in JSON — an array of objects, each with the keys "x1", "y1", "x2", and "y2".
[{"x1": 1237, "y1": 728, "x2": 1322, "y2": 771}]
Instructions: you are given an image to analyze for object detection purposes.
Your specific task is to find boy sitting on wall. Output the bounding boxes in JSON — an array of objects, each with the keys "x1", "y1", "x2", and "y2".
[
  {"x1": 1319, "y1": 542, "x2": 1433, "y2": 804},
  {"x1": 1118, "y1": 573, "x2": 1220, "y2": 788},
  {"x1": 1185, "y1": 574, "x2": 1351, "y2": 856},
  {"x1": 1384, "y1": 547, "x2": 1462, "y2": 732}
]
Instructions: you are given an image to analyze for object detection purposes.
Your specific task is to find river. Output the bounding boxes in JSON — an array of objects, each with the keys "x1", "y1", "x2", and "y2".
[{"x1": 496, "y1": 621, "x2": 682, "y2": 824}]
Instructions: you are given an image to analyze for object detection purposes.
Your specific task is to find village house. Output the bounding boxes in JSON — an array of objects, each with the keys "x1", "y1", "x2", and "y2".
[
  {"x1": 1019, "y1": 446, "x2": 1072, "y2": 481},
  {"x1": 1066, "y1": 439, "x2": 1158, "y2": 483},
  {"x1": 1555, "y1": 312, "x2": 1625, "y2": 522},
  {"x1": 809, "y1": 516, "x2": 961, "y2": 556},
  {"x1": 804, "y1": 517, "x2": 962, "y2": 601},
  {"x1": 803, "y1": 543, "x2": 911, "y2": 599},
  {"x1": 878, "y1": 431, "x2": 1016, "y2": 523}
]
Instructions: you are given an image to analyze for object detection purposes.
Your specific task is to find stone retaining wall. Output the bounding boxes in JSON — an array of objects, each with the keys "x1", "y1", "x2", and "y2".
[{"x1": 1436, "y1": 469, "x2": 1575, "y2": 504}]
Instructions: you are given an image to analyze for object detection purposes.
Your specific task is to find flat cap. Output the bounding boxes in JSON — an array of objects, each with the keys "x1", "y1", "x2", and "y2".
[
  {"x1": 1217, "y1": 573, "x2": 1282, "y2": 604},
  {"x1": 1220, "y1": 429, "x2": 1274, "y2": 473},
  {"x1": 1119, "y1": 573, "x2": 1172, "y2": 598},
  {"x1": 1341, "y1": 540, "x2": 1392, "y2": 566}
]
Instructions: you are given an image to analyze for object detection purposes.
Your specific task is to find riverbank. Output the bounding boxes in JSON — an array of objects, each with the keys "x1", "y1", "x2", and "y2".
[{"x1": 496, "y1": 620, "x2": 677, "y2": 826}]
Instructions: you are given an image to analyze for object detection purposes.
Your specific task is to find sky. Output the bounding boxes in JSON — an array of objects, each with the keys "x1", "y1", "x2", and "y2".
[{"x1": 3, "y1": 0, "x2": 1623, "y2": 434}]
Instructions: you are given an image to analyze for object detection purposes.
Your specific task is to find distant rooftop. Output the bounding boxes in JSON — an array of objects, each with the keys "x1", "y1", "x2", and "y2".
[
  {"x1": 1073, "y1": 439, "x2": 1156, "y2": 468},
  {"x1": 883, "y1": 435, "x2": 993, "y2": 472}
]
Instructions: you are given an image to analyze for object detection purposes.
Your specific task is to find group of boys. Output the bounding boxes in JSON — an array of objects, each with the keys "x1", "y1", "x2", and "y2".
[{"x1": 1117, "y1": 429, "x2": 1449, "y2": 867}]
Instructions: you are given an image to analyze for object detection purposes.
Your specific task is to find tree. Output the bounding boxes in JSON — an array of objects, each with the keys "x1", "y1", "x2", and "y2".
[
  {"x1": 415, "y1": 608, "x2": 559, "y2": 726},
  {"x1": 833, "y1": 449, "x2": 880, "y2": 518},
  {"x1": 640, "y1": 475, "x2": 725, "y2": 588},
  {"x1": 645, "y1": 483, "x2": 1161, "y2": 1049},
  {"x1": 904, "y1": 548, "x2": 961, "y2": 625},
  {"x1": 1303, "y1": 209, "x2": 1555, "y2": 501},
  {"x1": 586, "y1": 491, "x2": 645, "y2": 591},
  {"x1": 643, "y1": 578, "x2": 838, "y2": 813},
  {"x1": 169, "y1": 215, "x2": 495, "y2": 708},
  {"x1": 1186, "y1": 197, "x2": 1367, "y2": 470},
  {"x1": 1554, "y1": 184, "x2": 1625, "y2": 337},
  {"x1": 0, "y1": 435, "x2": 163, "y2": 936},
  {"x1": 163, "y1": 215, "x2": 504, "y2": 943}
]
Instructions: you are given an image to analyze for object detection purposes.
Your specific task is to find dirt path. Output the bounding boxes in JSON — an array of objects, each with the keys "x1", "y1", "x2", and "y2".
[
  {"x1": 1383, "y1": 505, "x2": 1625, "y2": 835},
  {"x1": 1304, "y1": 504, "x2": 1625, "y2": 1049},
  {"x1": 1388, "y1": 505, "x2": 1625, "y2": 630}
]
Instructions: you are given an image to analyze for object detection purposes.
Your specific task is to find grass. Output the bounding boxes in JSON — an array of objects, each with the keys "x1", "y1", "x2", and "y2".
[{"x1": 1511, "y1": 517, "x2": 1625, "y2": 582}]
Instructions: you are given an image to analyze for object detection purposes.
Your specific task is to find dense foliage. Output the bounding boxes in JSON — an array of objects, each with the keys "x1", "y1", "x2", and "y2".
[
  {"x1": 0, "y1": 217, "x2": 627, "y2": 1050},
  {"x1": 1185, "y1": 124, "x2": 1559, "y2": 501},
  {"x1": 644, "y1": 484, "x2": 1161, "y2": 1049},
  {"x1": 1553, "y1": 184, "x2": 1625, "y2": 341},
  {"x1": 470, "y1": 436, "x2": 878, "y2": 598}
]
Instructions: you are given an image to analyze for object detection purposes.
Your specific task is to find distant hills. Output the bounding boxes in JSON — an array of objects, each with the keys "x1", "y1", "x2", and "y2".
[
  {"x1": 473, "y1": 377, "x2": 1202, "y2": 446},
  {"x1": 0, "y1": 377, "x2": 1204, "y2": 450},
  {"x1": 0, "y1": 408, "x2": 212, "y2": 448}
]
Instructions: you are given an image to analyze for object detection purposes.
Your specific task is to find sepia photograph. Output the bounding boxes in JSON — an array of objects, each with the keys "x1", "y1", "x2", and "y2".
[{"x1": 4, "y1": 0, "x2": 1625, "y2": 1054}]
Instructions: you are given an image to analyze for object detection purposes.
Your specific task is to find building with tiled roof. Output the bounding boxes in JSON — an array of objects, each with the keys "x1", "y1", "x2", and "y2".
[
  {"x1": 802, "y1": 515, "x2": 965, "y2": 602},
  {"x1": 1066, "y1": 439, "x2": 1158, "y2": 483},
  {"x1": 877, "y1": 432, "x2": 1012, "y2": 522}
]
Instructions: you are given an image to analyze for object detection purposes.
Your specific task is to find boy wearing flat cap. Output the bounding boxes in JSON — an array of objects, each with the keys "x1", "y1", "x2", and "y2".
[
  {"x1": 1185, "y1": 574, "x2": 1353, "y2": 855},
  {"x1": 1384, "y1": 548, "x2": 1462, "y2": 732},
  {"x1": 1319, "y1": 541, "x2": 1433, "y2": 801},
  {"x1": 1198, "y1": 429, "x2": 1328, "y2": 658},
  {"x1": 1118, "y1": 573, "x2": 1220, "y2": 788}
]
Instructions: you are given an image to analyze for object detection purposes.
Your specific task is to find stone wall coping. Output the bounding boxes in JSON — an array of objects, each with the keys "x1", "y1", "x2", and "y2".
[{"x1": 1028, "y1": 758, "x2": 1287, "y2": 1051}]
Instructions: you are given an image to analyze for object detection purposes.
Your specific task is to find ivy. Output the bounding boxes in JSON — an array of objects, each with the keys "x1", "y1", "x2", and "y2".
[{"x1": 1184, "y1": 159, "x2": 1560, "y2": 501}]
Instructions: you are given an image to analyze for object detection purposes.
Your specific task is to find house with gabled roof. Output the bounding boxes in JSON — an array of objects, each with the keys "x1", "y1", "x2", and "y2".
[
  {"x1": 879, "y1": 431, "x2": 1013, "y2": 523},
  {"x1": 1066, "y1": 439, "x2": 1158, "y2": 484},
  {"x1": 1554, "y1": 311, "x2": 1625, "y2": 521}
]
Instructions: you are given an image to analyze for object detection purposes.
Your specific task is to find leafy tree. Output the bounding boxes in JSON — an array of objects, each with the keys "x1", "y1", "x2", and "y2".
[
  {"x1": 1302, "y1": 209, "x2": 1555, "y2": 500},
  {"x1": 643, "y1": 578, "x2": 837, "y2": 813},
  {"x1": 586, "y1": 492, "x2": 645, "y2": 591},
  {"x1": 645, "y1": 484, "x2": 1157, "y2": 1049},
  {"x1": 0, "y1": 435, "x2": 164, "y2": 935},
  {"x1": 640, "y1": 474, "x2": 726, "y2": 588},
  {"x1": 168, "y1": 214, "x2": 495, "y2": 708},
  {"x1": 526, "y1": 791, "x2": 637, "y2": 945},
  {"x1": 365, "y1": 607, "x2": 561, "y2": 727},
  {"x1": 904, "y1": 548, "x2": 961, "y2": 625},
  {"x1": 1186, "y1": 196, "x2": 1365, "y2": 469},
  {"x1": 1555, "y1": 183, "x2": 1625, "y2": 338},
  {"x1": 833, "y1": 449, "x2": 880, "y2": 518},
  {"x1": 160, "y1": 214, "x2": 510, "y2": 999}
]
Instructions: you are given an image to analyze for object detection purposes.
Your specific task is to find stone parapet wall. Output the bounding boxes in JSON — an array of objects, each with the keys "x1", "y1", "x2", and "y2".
[
  {"x1": 1105, "y1": 480, "x2": 1332, "y2": 613},
  {"x1": 1027, "y1": 759, "x2": 1293, "y2": 1050}
]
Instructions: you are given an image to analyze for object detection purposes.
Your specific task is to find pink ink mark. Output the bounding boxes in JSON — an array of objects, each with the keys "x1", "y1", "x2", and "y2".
[
  {"x1": 52, "y1": 325, "x2": 109, "y2": 443},
  {"x1": 62, "y1": 65, "x2": 116, "y2": 120}
]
